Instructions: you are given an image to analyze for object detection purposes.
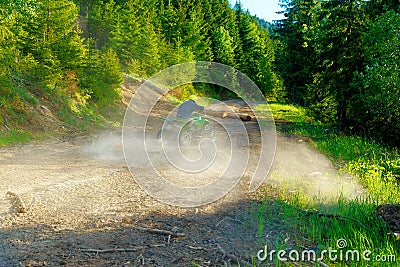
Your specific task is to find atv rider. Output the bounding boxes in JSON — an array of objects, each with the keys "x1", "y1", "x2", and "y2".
[
  {"x1": 157, "y1": 99, "x2": 205, "y2": 140},
  {"x1": 176, "y1": 99, "x2": 204, "y2": 118}
]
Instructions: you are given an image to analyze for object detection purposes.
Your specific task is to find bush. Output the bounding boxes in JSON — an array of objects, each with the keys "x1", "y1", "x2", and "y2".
[
  {"x1": 0, "y1": 67, "x2": 12, "y2": 96},
  {"x1": 79, "y1": 48, "x2": 123, "y2": 105}
]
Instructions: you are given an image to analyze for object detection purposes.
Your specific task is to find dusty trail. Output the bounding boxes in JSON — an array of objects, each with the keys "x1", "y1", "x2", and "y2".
[{"x1": 0, "y1": 99, "x2": 364, "y2": 266}]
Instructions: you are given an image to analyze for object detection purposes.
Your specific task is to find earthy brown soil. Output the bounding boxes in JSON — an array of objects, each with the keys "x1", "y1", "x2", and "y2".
[{"x1": 375, "y1": 204, "x2": 400, "y2": 234}]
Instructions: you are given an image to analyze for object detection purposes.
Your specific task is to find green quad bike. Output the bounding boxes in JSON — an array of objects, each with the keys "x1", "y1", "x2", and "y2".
[{"x1": 156, "y1": 115, "x2": 216, "y2": 146}]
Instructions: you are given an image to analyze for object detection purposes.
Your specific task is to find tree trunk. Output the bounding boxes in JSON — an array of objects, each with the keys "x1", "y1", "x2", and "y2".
[
  {"x1": 338, "y1": 99, "x2": 347, "y2": 132},
  {"x1": 203, "y1": 109, "x2": 252, "y2": 121}
]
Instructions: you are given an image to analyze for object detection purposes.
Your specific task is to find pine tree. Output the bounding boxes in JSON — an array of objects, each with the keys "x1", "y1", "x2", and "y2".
[
  {"x1": 159, "y1": 0, "x2": 213, "y2": 61},
  {"x1": 88, "y1": 0, "x2": 118, "y2": 49},
  {"x1": 235, "y1": 7, "x2": 276, "y2": 94},
  {"x1": 224, "y1": 4, "x2": 242, "y2": 68},
  {"x1": 0, "y1": 6, "x2": 15, "y2": 96},
  {"x1": 78, "y1": 45, "x2": 123, "y2": 104},
  {"x1": 110, "y1": 0, "x2": 161, "y2": 77},
  {"x1": 213, "y1": 26, "x2": 236, "y2": 66},
  {"x1": 275, "y1": 0, "x2": 318, "y2": 104},
  {"x1": 308, "y1": 0, "x2": 367, "y2": 130},
  {"x1": 19, "y1": 0, "x2": 85, "y2": 80}
]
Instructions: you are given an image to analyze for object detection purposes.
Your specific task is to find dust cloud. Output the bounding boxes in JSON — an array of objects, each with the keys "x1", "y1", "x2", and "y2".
[
  {"x1": 82, "y1": 129, "x2": 364, "y2": 204},
  {"x1": 83, "y1": 131, "x2": 125, "y2": 162},
  {"x1": 269, "y1": 133, "x2": 365, "y2": 201},
  {"x1": 82, "y1": 130, "x2": 165, "y2": 164}
]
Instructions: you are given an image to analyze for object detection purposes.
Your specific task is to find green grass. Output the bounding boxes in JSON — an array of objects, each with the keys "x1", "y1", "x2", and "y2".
[
  {"x1": 12, "y1": 86, "x2": 39, "y2": 105},
  {"x1": 317, "y1": 136, "x2": 400, "y2": 203},
  {"x1": 249, "y1": 192, "x2": 398, "y2": 266},
  {"x1": 165, "y1": 93, "x2": 183, "y2": 105},
  {"x1": 250, "y1": 102, "x2": 400, "y2": 266},
  {"x1": 0, "y1": 129, "x2": 34, "y2": 146},
  {"x1": 0, "y1": 93, "x2": 121, "y2": 147},
  {"x1": 257, "y1": 102, "x2": 334, "y2": 138},
  {"x1": 265, "y1": 103, "x2": 308, "y2": 123}
]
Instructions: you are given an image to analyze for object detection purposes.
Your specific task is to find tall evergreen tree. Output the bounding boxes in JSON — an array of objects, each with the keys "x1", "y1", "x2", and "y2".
[
  {"x1": 20, "y1": 0, "x2": 85, "y2": 80},
  {"x1": 275, "y1": 0, "x2": 318, "y2": 104},
  {"x1": 88, "y1": 0, "x2": 118, "y2": 49},
  {"x1": 78, "y1": 46, "x2": 123, "y2": 104},
  {"x1": 159, "y1": 0, "x2": 213, "y2": 61},
  {"x1": 0, "y1": 5, "x2": 17, "y2": 96},
  {"x1": 308, "y1": 0, "x2": 367, "y2": 130},
  {"x1": 235, "y1": 6, "x2": 277, "y2": 94},
  {"x1": 110, "y1": 0, "x2": 161, "y2": 77},
  {"x1": 213, "y1": 26, "x2": 236, "y2": 66}
]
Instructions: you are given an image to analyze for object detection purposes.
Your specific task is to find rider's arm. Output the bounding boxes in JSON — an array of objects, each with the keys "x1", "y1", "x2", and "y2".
[{"x1": 193, "y1": 103, "x2": 205, "y2": 112}]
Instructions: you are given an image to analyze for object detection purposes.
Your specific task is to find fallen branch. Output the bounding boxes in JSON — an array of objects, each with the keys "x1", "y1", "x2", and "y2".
[
  {"x1": 187, "y1": 245, "x2": 210, "y2": 251},
  {"x1": 133, "y1": 226, "x2": 186, "y2": 237},
  {"x1": 305, "y1": 211, "x2": 359, "y2": 224},
  {"x1": 225, "y1": 112, "x2": 252, "y2": 121},
  {"x1": 81, "y1": 244, "x2": 165, "y2": 253},
  {"x1": 306, "y1": 210, "x2": 370, "y2": 229},
  {"x1": 216, "y1": 243, "x2": 251, "y2": 266},
  {"x1": 203, "y1": 110, "x2": 252, "y2": 121}
]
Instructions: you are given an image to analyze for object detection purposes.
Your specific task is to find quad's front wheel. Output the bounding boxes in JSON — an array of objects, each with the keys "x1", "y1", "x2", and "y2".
[{"x1": 179, "y1": 131, "x2": 192, "y2": 146}]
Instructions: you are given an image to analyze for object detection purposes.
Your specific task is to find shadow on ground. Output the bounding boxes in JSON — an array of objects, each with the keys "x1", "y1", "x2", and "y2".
[{"x1": 1, "y1": 199, "x2": 265, "y2": 267}]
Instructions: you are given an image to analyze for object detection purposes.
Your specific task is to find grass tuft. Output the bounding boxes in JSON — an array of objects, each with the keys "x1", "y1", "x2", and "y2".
[{"x1": 0, "y1": 130, "x2": 34, "y2": 146}]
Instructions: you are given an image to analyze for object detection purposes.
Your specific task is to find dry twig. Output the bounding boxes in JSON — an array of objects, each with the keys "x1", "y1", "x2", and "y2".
[
  {"x1": 305, "y1": 210, "x2": 362, "y2": 225},
  {"x1": 133, "y1": 226, "x2": 186, "y2": 237},
  {"x1": 81, "y1": 244, "x2": 165, "y2": 253},
  {"x1": 187, "y1": 245, "x2": 209, "y2": 251},
  {"x1": 216, "y1": 243, "x2": 251, "y2": 266}
]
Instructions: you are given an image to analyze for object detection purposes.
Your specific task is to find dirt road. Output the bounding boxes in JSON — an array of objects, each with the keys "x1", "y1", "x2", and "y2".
[{"x1": 0, "y1": 94, "x2": 364, "y2": 266}]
